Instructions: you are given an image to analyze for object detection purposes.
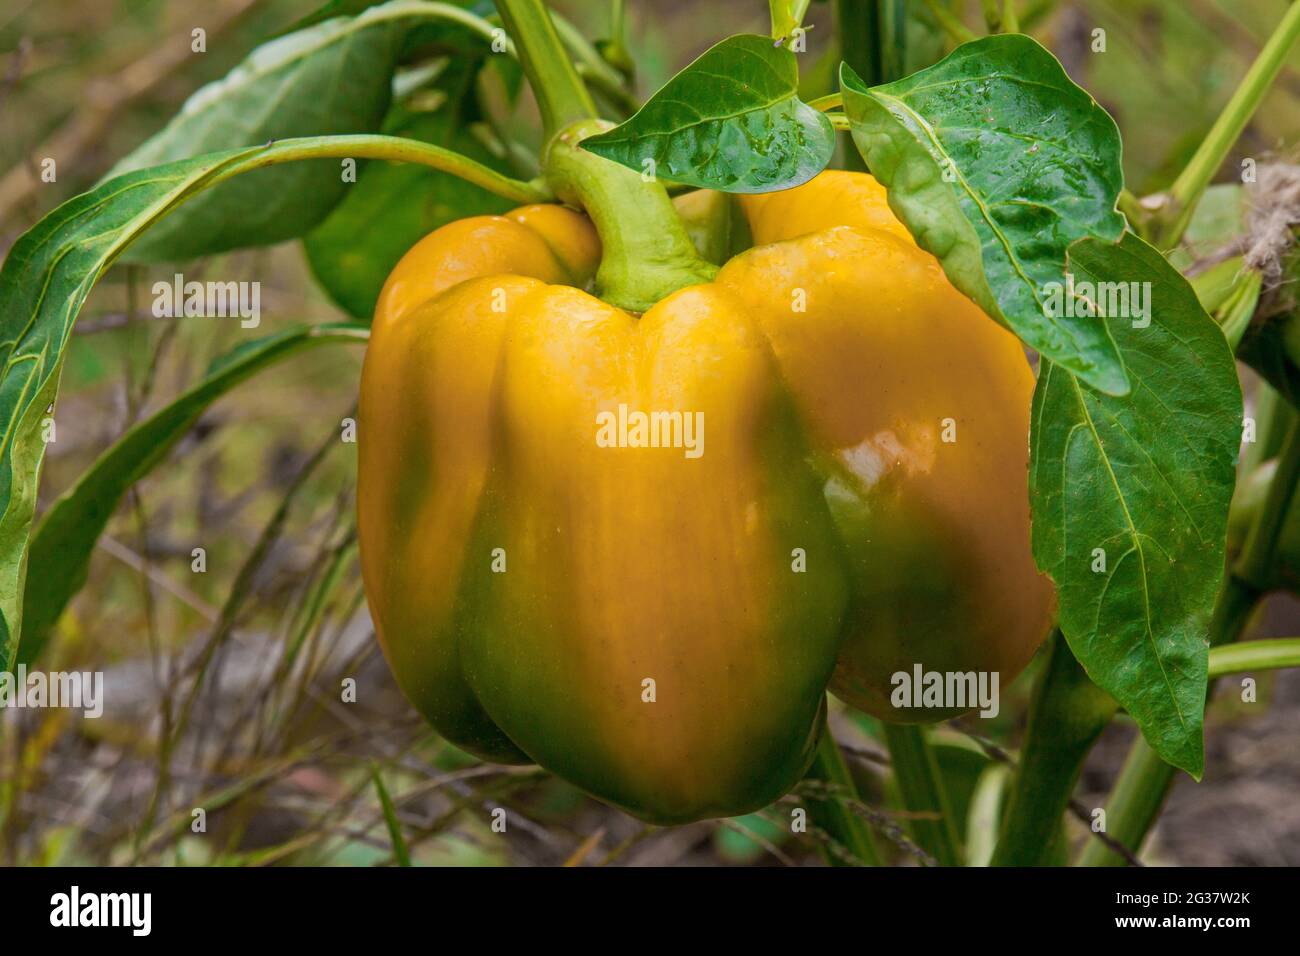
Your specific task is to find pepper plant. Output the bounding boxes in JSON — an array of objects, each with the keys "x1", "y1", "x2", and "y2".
[{"x1": 2, "y1": 0, "x2": 1299, "y2": 866}]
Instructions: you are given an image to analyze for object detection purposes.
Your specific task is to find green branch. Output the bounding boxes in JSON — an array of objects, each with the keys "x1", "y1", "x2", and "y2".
[
  {"x1": 805, "y1": 717, "x2": 883, "y2": 866},
  {"x1": 991, "y1": 631, "x2": 1116, "y2": 866},
  {"x1": 225, "y1": 134, "x2": 550, "y2": 203},
  {"x1": 1210, "y1": 637, "x2": 1300, "y2": 677},
  {"x1": 883, "y1": 723, "x2": 962, "y2": 866},
  {"x1": 495, "y1": 0, "x2": 597, "y2": 138},
  {"x1": 1156, "y1": 0, "x2": 1300, "y2": 249},
  {"x1": 923, "y1": 0, "x2": 978, "y2": 44}
]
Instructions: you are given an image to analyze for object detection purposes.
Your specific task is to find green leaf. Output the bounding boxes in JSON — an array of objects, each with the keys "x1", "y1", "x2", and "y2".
[
  {"x1": 303, "y1": 109, "x2": 513, "y2": 319},
  {"x1": 0, "y1": 131, "x2": 539, "y2": 672},
  {"x1": 840, "y1": 35, "x2": 1131, "y2": 396},
  {"x1": 581, "y1": 34, "x2": 834, "y2": 193},
  {"x1": 1029, "y1": 232, "x2": 1242, "y2": 777},
  {"x1": 18, "y1": 323, "x2": 367, "y2": 667},
  {"x1": 0, "y1": 149, "x2": 248, "y2": 672},
  {"x1": 110, "y1": 1, "x2": 442, "y2": 261}
]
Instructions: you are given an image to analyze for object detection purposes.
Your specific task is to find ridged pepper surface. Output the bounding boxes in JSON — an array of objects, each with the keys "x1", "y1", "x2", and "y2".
[{"x1": 357, "y1": 171, "x2": 1055, "y2": 823}]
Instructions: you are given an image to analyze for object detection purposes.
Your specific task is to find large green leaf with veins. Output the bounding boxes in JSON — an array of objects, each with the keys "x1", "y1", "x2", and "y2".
[{"x1": 1030, "y1": 233, "x2": 1241, "y2": 777}]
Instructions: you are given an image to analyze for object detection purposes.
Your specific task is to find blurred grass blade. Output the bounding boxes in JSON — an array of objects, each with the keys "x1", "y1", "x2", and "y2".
[
  {"x1": 18, "y1": 323, "x2": 368, "y2": 667},
  {"x1": 371, "y1": 764, "x2": 412, "y2": 867}
]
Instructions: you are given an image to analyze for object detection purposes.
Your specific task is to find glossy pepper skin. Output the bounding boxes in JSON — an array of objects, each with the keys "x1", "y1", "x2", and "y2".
[{"x1": 358, "y1": 171, "x2": 1055, "y2": 824}]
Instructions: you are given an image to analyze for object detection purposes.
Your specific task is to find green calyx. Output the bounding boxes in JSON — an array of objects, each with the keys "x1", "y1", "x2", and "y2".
[{"x1": 544, "y1": 119, "x2": 718, "y2": 313}]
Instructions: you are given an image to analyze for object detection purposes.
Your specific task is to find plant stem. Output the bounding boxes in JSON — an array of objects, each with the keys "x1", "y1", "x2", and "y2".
[
  {"x1": 1210, "y1": 637, "x2": 1300, "y2": 677},
  {"x1": 1156, "y1": 0, "x2": 1300, "y2": 250},
  {"x1": 990, "y1": 631, "x2": 1117, "y2": 866},
  {"x1": 1243, "y1": 383, "x2": 1294, "y2": 474},
  {"x1": 1217, "y1": 269, "x2": 1264, "y2": 352},
  {"x1": 603, "y1": 0, "x2": 633, "y2": 75},
  {"x1": 965, "y1": 764, "x2": 1009, "y2": 866},
  {"x1": 1075, "y1": 421, "x2": 1300, "y2": 866},
  {"x1": 770, "y1": 0, "x2": 813, "y2": 39},
  {"x1": 923, "y1": 0, "x2": 978, "y2": 44},
  {"x1": 882, "y1": 722, "x2": 962, "y2": 866},
  {"x1": 837, "y1": 0, "x2": 908, "y2": 170},
  {"x1": 1002, "y1": 0, "x2": 1020, "y2": 33},
  {"x1": 544, "y1": 119, "x2": 716, "y2": 312},
  {"x1": 980, "y1": 0, "x2": 1003, "y2": 32},
  {"x1": 1240, "y1": 417, "x2": 1300, "y2": 589},
  {"x1": 550, "y1": 11, "x2": 634, "y2": 115},
  {"x1": 205, "y1": 134, "x2": 551, "y2": 203},
  {"x1": 806, "y1": 717, "x2": 883, "y2": 865},
  {"x1": 837, "y1": 0, "x2": 882, "y2": 91},
  {"x1": 495, "y1": 0, "x2": 597, "y2": 139}
]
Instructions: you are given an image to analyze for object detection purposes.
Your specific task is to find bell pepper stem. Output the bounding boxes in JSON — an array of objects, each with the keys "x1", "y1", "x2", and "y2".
[
  {"x1": 545, "y1": 120, "x2": 718, "y2": 312},
  {"x1": 990, "y1": 630, "x2": 1117, "y2": 866},
  {"x1": 805, "y1": 718, "x2": 883, "y2": 866},
  {"x1": 495, "y1": 0, "x2": 598, "y2": 139},
  {"x1": 882, "y1": 722, "x2": 962, "y2": 866}
]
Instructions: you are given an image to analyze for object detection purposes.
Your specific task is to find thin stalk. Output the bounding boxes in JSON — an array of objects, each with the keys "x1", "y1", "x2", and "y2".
[
  {"x1": 966, "y1": 763, "x2": 1010, "y2": 866},
  {"x1": 923, "y1": 0, "x2": 978, "y2": 44},
  {"x1": 550, "y1": 11, "x2": 633, "y2": 113},
  {"x1": 770, "y1": 0, "x2": 813, "y2": 39},
  {"x1": 806, "y1": 718, "x2": 883, "y2": 866},
  {"x1": 882, "y1": 722, "x2": 962, "y2": 866},
  {"x1": 1247, "y1": 383, "x2": 1296, "y2": 472},
  {"x1": 837, "y1": 0, "x2": 908, "y2": 170},
  {"x1": 210, "y1": 134, "x2": 550, "y2": 203},
  {"x1": 880, "y1": 0, "x2": 907, "y2": 82},
  {"x1": 1218, "y1": 270, "x2": 1264, "y2": 352},
  {"x1": 1002, "y1": 0, "x2": 1020, "y2": 33},
  {"x1": 837, "y1": 0, "x2": 883, "y2": 90},
  {"x1": 991, "y1": 631, "x2": 1117, "y2": 866},
  {"x1": 1156, "y1": 0, "x2": 1300, "y2": 249},
  {"x1": 603, "y1": 0, "x2": 633, "y2": 75},
  {"x1": 1238, "y1": 417, "x2": 1300, "y2": 590},
  {"x1": 495, "y1": 0, "x2": 597, "y2": 138},
  {"x1": 980, "y1": 0, "x2": 1003, "y2": 32},
  {"x1": 1210, "y1": 637, "x2": 1300, "y2": 677}
]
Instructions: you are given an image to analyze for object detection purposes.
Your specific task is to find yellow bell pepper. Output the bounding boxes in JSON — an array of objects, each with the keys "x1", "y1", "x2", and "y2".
[{"x1": 358, "y1": 170, "x2": 1055, "y2": 823}]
